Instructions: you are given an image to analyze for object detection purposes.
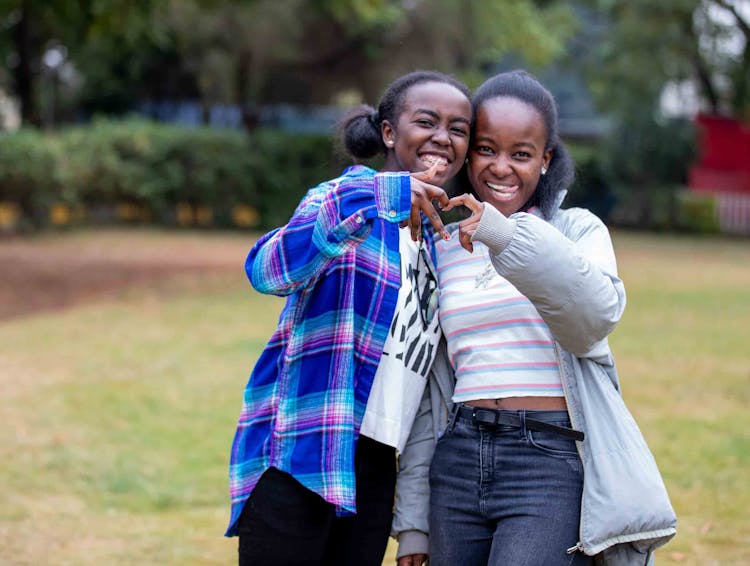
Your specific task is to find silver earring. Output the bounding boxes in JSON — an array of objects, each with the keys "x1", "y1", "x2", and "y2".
[
  {"x1": 386, "y1": 140, "x2": 394, "y2": 147},
  {"x1": 541, "y1": 166, "x2": 547, "y2": 176}
]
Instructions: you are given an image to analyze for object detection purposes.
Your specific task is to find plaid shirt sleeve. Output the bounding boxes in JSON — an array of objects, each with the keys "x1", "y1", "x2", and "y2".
[{"x1": 247, "y1": 166, "x2": 411, "y2": 296}]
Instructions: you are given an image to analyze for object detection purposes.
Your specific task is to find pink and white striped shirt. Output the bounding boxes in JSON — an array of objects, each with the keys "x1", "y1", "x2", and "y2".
[{"x1": 436, "y1": 236, "x2": 563, "y2": 403}]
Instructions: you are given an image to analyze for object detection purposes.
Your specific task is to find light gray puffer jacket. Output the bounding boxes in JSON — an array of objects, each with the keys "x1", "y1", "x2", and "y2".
[{"x1": 393, "y1": 201, "x2": 677, "y2": 565}]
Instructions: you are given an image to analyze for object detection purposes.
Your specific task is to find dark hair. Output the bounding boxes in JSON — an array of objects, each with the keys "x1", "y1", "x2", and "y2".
[
  {"x1": 339, "y1": 70, "x2": 471, "y2": 159},
  {"x1": 470, "y1": 70, "x2": 575, "y2": 219}
]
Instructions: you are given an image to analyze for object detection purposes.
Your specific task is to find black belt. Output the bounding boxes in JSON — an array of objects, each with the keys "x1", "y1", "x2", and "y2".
[{"x1": 456, "y1": 404, "x2": 584, "y2": 442}]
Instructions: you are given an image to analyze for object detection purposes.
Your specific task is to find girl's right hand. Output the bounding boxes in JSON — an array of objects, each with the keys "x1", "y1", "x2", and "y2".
[
  {"x1": 442, "y1": 192, "x2": 484, "y2": 253},
  {"x1": 405, "y1": 161, "x2": 451, "y2": 242}
]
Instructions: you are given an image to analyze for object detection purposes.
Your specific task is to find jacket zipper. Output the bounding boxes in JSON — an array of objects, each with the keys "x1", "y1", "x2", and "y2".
[{"x1": 567, "y1": 542, "x2": 584, "y2": 554}]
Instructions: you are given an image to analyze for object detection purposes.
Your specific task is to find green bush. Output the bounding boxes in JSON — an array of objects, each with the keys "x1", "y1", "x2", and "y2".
[
  {"x1": 0, "y1": 129, "x2": 63, "y2": 226},
  {"x1": 250, "y1": 130, "x2": 346, "y2": 229},
  {"x1": 0, "y1": 120, "x2": 346, "y2": 230},
  {"x1": 675, "y1": 191, "x2": 720, "y2": 234}
]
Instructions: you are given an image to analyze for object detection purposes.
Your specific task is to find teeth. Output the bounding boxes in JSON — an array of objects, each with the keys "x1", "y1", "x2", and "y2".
[
  {"x1": 487, "y1": 182, "x2": 517, "y2": 192},
  {"x1": 422, "y1": 155, "x2": 448, "y2": 167},
  {"x1": 487, "y1": 182, "x2": 518, "y2": 199}
]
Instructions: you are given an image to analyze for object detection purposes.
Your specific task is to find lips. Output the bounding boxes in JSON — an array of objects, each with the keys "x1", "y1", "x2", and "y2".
[{"x1": 486, "y1": 181, "x2": 519, "y2": 200}]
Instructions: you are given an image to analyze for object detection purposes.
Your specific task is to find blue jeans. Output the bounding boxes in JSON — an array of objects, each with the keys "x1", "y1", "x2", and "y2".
[{"x1": 429, "y1": 405, "x2": 592, "y2": 566}]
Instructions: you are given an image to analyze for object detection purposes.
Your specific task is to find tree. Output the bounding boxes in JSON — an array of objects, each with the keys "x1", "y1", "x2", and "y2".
[
  {"x1": 154, "y1": 0, "x2": 577, "y2": 107},
  {"x1": 0, "y1": 1, "x2": 70, "y2": 126},
  {"x1": 0, "y1": 0, "x2": 578, "y2": 127},
  {"x1": 0, "y1": 0, "x2": 163, "y2": 126},
  {"x1": 582, "y1": 0, "x2": 750, "y2": 120}
]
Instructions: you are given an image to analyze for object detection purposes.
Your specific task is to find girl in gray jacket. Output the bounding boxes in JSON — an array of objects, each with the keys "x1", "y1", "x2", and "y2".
[{"x1": 394, "y1": 70, "x2": 676, "y2": 566}]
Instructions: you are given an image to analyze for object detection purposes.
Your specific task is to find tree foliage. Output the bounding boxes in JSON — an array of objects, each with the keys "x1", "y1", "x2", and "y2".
[
  {"x1": 0, "y1": 0, "x2": 576, "y2": 126},
  {"x1": 582, "y1": 0, "x2": 750, "y2": 120},
  {"x1": 0, "y1": 0, "x2": 162, "y2": 124}
]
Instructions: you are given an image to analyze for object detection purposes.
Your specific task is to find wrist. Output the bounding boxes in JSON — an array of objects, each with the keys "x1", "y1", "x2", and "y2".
[
  {"x1": 374, "y1": 171, "x2": 411, "y2": 222},
  {"x1": 472, "y1": 202, "x2": 516, "y2": 253}
]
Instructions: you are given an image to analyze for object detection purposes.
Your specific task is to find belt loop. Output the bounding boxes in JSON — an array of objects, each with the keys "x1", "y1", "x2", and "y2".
[
  {"x1": 447, "y1": 403, "x2": 460, "y2": 432},
  {"x1": 519, "y1": 409, "x2": 527, "y2": 439}
]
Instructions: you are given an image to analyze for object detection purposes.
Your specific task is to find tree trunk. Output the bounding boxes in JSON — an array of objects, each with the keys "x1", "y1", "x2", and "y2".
[
  {"x1": 732, "y1": 33, "x2": 750, "y2": 119},
  {"x1": 12, "y1": 1, "x2": 40, "y2": 127},
  {"x1": 710, "y1": 0, "x2": 750, "y2": 118}
]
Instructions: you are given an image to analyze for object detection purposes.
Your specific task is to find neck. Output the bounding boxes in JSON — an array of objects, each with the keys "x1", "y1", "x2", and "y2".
[{"x1": 380, "y1": 154, "x2": 400, "y2": 173}]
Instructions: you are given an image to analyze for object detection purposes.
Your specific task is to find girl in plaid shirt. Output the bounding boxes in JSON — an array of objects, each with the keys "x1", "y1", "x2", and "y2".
[{"x1": 227, "y1": 70, "x2": 472, "y2": 566}]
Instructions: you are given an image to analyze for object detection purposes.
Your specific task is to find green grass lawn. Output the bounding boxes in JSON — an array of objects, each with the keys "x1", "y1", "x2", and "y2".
[{"x1": 0, "y1": 230, "x2": 748, "y2": 564}]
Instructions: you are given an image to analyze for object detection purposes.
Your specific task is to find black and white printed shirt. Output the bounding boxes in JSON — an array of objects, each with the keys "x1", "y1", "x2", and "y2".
[{"x1": 361, "y1": 227, "x2": 442, "y2": 452}]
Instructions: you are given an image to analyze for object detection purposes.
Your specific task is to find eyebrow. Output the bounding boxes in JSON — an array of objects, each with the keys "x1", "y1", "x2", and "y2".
[
  {"x1": 414, "y1": 108, "x2": 471, "y2": 125},
  {"x1": 473, "y1": 136, "x2": 539, "y2": 150}
]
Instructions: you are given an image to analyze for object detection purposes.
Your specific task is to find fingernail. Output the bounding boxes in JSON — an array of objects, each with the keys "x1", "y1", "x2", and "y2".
[{"x1": 442, "y1": 231, "x2": 451, "y2": 240}]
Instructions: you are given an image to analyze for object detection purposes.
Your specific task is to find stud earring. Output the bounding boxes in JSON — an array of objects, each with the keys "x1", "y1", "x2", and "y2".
[
  {"x1": 386, "y1": 140, "x2": 394, "y2": 147},
  {"x1": 541, "y1": 166, "x2": 547, "y2": 176}
]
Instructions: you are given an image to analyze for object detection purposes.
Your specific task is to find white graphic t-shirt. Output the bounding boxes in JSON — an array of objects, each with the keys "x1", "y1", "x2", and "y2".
[{"x1": 360, "y1": 228, "x2": 442, "y2": 452}]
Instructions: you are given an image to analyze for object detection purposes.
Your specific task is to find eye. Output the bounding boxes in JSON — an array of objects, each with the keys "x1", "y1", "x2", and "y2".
[
  {"x1": 415, "y1": 119, "x2": 434, "y2": 127},
  {"x1": 512, "y1": 151, "x2": 532, "y2": 160},
  {"x1": 473, "y1": 145, "x2": 494, "y2": 156},
  {"x1": 450, "y1": 126, "x2": 469, "y2": 137}
]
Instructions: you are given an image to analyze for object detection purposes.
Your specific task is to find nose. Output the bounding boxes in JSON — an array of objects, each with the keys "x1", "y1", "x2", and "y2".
[
  {"x1": 489, "y1": 154, "x2": 512, "y2": 176},
  {"x1": 431, "y1": 126, "x2": 450, "y2": 146}
]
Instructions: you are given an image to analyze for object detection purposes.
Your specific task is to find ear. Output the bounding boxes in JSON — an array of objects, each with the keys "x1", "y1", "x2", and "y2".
[
  {"x1": 381, "y1": 120, "x2": 396, "y2": 148},
  {"x1": 542, "y1": 148, "x2": 553, "y2": 171}
]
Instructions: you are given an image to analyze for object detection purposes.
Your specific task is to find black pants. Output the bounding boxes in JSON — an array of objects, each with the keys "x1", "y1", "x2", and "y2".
[{"x1": 237, "y1": 436, "x2": 397, "y2": 566}]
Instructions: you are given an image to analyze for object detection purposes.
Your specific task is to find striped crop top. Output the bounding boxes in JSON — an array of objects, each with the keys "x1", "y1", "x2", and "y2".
[{"x1": 436, "y1": 235, "x2": 563, "y2": 403}]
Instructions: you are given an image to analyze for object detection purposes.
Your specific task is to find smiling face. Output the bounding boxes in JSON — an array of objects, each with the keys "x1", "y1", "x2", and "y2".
[
  {"x1": 381, "y1": 81, "x2": 472, "y2": 187},
  {"x1": 468, "y1": 96, "x2": 552, "y2": 216}
]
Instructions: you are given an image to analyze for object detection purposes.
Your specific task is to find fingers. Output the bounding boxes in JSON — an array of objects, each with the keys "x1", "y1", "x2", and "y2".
[
  {"x1": 416, "y1": 198, "x2": 451, "y2": 241},
  {"x1": 404, "y1": 205, "x2": 448, "y2": 242},
  {"x1": 443, "y1": 193, "x2": 482, "y2": 214},
  {"x1": 397, "y1": 554, "x2": 428, "y2": 566},
  {"x1": 409, "y1": 177, "x2": 450, "y2": 241},
  {"x1": 409, "y1": 205, "x2": 422, "y2": 242},
  {"x1": 410, "y1": 160, "x2": 440, "y2": 182},
  {"x1": 459, "y1": 227, "x2": 474, "y2": 253},
  {"x1": 425, "y1": 205, "x2": 448, "y2": 241},
  {"x1": 428, "y1": 186, "x2": 451, "y2": 210},
  {"x1": 410, "y1": 176, "x2": 450, "y2": 210},
  {"x1": 443, "y1": 193, "x2": 483, "y2": 215}
]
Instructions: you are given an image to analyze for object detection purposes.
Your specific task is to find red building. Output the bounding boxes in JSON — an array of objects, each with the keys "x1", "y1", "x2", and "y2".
[{"x1": 689, "y1": 114, "x2": 750, "y2": 234}]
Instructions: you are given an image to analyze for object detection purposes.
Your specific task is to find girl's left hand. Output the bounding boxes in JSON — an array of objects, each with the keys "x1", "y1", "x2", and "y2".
[{"x1": 443, "y1": 193, "x2": 484, "y2": 253}]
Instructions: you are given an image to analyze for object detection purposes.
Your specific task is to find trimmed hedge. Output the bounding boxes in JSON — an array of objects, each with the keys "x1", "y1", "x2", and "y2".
[{"x1": 0, "y1": 119, "x2": 346, "y2": 231}]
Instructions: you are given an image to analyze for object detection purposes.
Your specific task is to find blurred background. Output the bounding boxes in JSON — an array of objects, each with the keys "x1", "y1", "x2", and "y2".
[
  {"x1": 0, "y1": 1, "x2": 748, "y2": 565},
  {"x1": 0, "y1": 0, "x2": 748, "y2": 233}
]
